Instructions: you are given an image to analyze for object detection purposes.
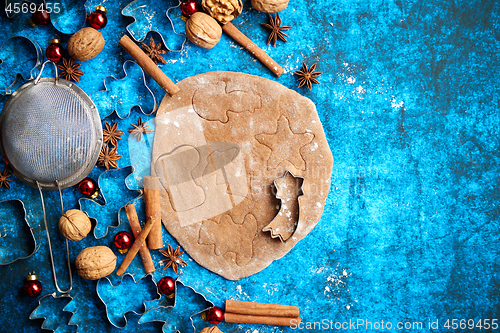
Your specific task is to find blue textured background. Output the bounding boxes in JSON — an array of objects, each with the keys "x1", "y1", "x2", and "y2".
[{"x1": 0, "y1": 0, "x2": 499, "y2": 332}]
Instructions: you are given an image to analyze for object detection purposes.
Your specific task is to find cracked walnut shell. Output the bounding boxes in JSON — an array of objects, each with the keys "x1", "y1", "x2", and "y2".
[
  {"x1": 75, "y1": 246, "x2": 117, "y2": 280},
  {"x1": 251, "y1": 0, "x2": 289, "y2": 12},
  {"x1": 201, "y1": 0, "x2": 243, "y2": 24},
  {"x1": 58, "y1": 209, "x2": 92, "y2": 241},
  {"x1": 67, "y1": 27, "x2": 105, "y2": 61},
  {"x1": 186, "y1": 12, "x2": 222, "y2": 49}
]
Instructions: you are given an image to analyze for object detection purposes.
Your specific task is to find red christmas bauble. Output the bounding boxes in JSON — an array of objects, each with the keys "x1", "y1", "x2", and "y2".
[
  {"x1": 206, "y1": 306, "x2": 225, "y2": 325},
  {"x1": 180, "y1": 0, "x2": 199, "y2": 17},
  {"x1": 30, "y1": 8, "x2": 50, "y2": 26},
  {"x1": 24, "y1": 274, "x2": 42, "y2": 297},
  {"x1": 46, "y1": 39, "x2": 63, "y2": 62},
  {"x1": 114, "y1": 231, "x2": 133, "y2": 253},
  {"x1": 158, "y1": 276, "x2": 175, "y2": 296},
  {"x1": 88, "y1": 6, "x2": 107, "y2": 29},
  {"x1": 78, "y1": 177, "x2": 99, "y2": 198}
]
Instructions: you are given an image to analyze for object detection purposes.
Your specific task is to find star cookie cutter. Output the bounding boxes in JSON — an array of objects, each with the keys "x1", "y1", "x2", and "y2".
[
  {"x1": 262, "y1": 170, "x2": 305, "y2": 243},
  {"x1": 0, "y1": 35, "x2": 42, "y2": 95},
  {"x1": 0, "y1": 199, "x2": 38, "y2": 265}
]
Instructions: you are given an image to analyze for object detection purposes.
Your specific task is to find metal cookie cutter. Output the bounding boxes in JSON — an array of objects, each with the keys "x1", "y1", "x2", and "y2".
[
  {"x1": 262, "y1": 170, "x2": 305, "y2": 243},
  {"x1": 0, "y1": 35, "x2": 43, "y2": 95},
  {"x1": 97, "y1": 273, "x2": 160, "y2": 328},
  {"x1": 91, "y1": 60, "x2": 157, "y2": 120},
  {"x1": 121, "y1": 0, "x2": 187, "y2": 53}
]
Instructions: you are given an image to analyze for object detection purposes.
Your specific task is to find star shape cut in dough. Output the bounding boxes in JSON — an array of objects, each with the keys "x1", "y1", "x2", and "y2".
[{"x1": 255, "y1": 115, "x2": 314, "y2": 170}]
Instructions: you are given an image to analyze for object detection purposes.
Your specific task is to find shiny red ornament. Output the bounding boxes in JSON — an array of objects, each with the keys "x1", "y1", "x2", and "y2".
[
  {"x1": 78, "y1": 177, "x2": 99, "y2": 198},
  {"x1": 88, "y1": 6, "x2": 107, "y2": 29},
  {"x1": 46, "y1": 39, "x2": 63, "y2": 62},
  {"x1": 114, "y1": 231, "x2": 133, "y2": 254},
  {"x1": 24, "y1": 274, "x2": 42, "y2": 297},
  {"x1": 180, "y1": 0, "x2": 199, "y2": 17},
  {"x1": 29, "y1": 8, "x2": 50, "y2": 26},
  {"x1": 158, "y1": 276, "x2": 175, "y2": 297},
  {"x1": 205, "y1": 306, "x2": 225, "y2": 325}
]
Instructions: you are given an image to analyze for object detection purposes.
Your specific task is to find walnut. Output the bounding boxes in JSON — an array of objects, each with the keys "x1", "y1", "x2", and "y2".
[
  {"x1": 251, "y1": 0, "x2": 289, "y2": 12},
  {"x1": 201, "y1": 0, "x2": 243, "y2": 24},
  {"x1": 200, "y1": 327, "x2": 224, "y2": 333},
  {"x1": 75, "y1": 246, "x2": 117, "y2": 280},
  {"x1": 186, "y1": 12, "x2": 223, "y2": 49},
  {"x1": 58, "y1": 209, "x2": 92, "y2": 241},
  {"x1": 67, "y1": 27, "x2": 105, "y2": 61}
]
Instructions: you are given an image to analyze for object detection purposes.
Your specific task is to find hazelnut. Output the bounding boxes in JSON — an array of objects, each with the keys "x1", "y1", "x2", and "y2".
[
  {"x1": 75, "y1": 246, "x2": 117, "y2": 280},
  {"x1": 201, "y1": 0, "x2": 243, "y2": 24},
  {"x1": 186, "y1": 12, "x2": 223, "y2": 49},
  {"x1": 251, "y1": 0, "x2": 290, "y2": 12},
  {"x1": 67, "y1": 27, "x2": 105, "y2": 61},
  {"x1": 58, "y1": 209, "x2": 92, "y2": 241}
]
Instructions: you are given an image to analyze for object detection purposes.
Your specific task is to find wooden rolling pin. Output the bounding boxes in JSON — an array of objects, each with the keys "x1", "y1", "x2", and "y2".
[
  {"x1": 144, "y1": 176, "x2": 162, "y2": 249},
  {"x1": 119, "y1": 35, "x2": 180, "y2": 96}
]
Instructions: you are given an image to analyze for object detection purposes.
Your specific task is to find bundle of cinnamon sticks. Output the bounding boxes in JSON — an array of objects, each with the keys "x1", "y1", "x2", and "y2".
[{"x1": 225, "y1": 300, "x2": 300, "y2": 326}]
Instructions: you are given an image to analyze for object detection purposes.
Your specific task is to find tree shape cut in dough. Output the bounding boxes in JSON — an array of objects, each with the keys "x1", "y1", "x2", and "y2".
[
  {"x1": 262, "y1": 171, "x2": 304, "y2": 242},
  {"x1": 255, "y1": 115, "x2": 314, "y2": 170},
  {"x1": 198, "y1": 214, "x2": 257, "y2": 266},
  {"x1": 193, "y1": 81, "x2": 262, "y2": 123}
]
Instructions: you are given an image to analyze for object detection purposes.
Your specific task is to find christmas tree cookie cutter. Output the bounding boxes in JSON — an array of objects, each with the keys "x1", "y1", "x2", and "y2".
[
  {"x1": 91, "y1": 60, "x2": 157, "y2": 120},
  {"x1": 262, "y1": 170, "x2": 305, "y2": 243},
  {"x1": 0, "y1": 35, "x2": 43, "y2": 95},
  {"x1": 0, "y1": 199, "x2": 37, "y2": 265},
  {"x1": 121, "y1": 0, "x2": 187, "y2": 52},
  {"x1": 30, "y1": 293, "x2": 74, "y2": 332}
]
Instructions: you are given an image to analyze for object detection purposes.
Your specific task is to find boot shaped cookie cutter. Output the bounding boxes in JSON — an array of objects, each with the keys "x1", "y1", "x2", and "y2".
[
  {"x1": 262, "y1": 171, "x2": 305, "y2": 243},
  {"x1": 0, "y1": 35, "x2": 42, "y2": 95}
]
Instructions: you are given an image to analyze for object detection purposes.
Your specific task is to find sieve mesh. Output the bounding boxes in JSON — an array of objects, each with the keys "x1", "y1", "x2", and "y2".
[{"x1": 0, "y1": 78, "x2": 101, "y2": 190}]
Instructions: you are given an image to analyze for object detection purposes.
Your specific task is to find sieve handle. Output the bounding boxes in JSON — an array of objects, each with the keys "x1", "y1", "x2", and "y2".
[{"x1": 35, "y1": 60, "x2": 59, "y2": 84}]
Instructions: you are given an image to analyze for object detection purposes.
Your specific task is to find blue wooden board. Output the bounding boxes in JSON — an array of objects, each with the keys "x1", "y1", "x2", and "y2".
[{"x1": 0, "y1": 0, "x2": 499, "y2": 332}]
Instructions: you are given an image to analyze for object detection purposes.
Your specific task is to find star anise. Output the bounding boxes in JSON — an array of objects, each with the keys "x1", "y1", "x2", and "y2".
[
  {"x1": 294, "y1": 62, "x2": 322, "y2": 90},
  {"x1": 261, "y1": 13, "x2": 293, "y2": 46},
  {"x1": 140, "y1": 36, "x2": 168, "y2": 64},
  {"x1": 0, "y1": 166, "x2": 12, "y2": 190},
  {"x1": 97, "y1": 145, "x2": 122, "y2": 170},
  {"x1": 103, "y1": 121, "x2": 125, "y2": 147},
  {"x1": 159, "y1": 245, "x2": 188, "y2": 274},
  {"x1": 58, "y1": 58, "x2": 84, "y2": 82},
  {"x1": 128, "y1": 116, "x2": 153, "y2": 141}
]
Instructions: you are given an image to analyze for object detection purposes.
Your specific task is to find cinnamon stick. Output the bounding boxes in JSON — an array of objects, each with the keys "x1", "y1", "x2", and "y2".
[
  {"x1": 224, "y1": 313, "x2": 301, "y2": 327},
  {"x1": 116, "y1": 209, "x2": 157, "y2": 276},
  {"x1": 144, "y1": 176, "x2": 162, "y2": 249},
  {"x1": 124, "y1": 204, "x2": 155, "y2": 274},
  {"x1": 222, "y1": 22, "x2": 284, "y2": 77},
  {"x1": 118, "y1": 35, "x2": 180, "y2": 96},
  {"x1": 225, "y1": 300, "x2": 299, "y2": 318}
]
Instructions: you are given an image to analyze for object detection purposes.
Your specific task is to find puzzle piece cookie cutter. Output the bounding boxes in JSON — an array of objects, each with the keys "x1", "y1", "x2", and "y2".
[
  {"x1": 262, "y1": 170, "x2": 305, "y2": 243},
  {"x1": 0, "y1": 35, "x2": 42, "y2": 95}
]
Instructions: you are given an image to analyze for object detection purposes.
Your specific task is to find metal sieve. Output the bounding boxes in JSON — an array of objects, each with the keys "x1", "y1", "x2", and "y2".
[{"x1": 0, "y1": 61, "x2": 102, "y2": 294}]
